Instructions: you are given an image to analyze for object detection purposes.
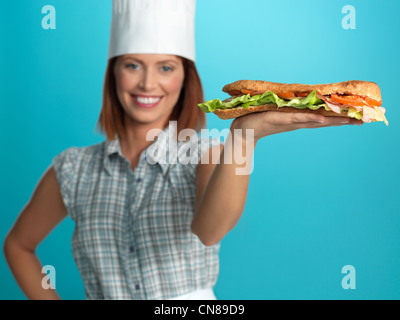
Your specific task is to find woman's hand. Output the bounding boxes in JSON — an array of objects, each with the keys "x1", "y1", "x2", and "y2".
[{"x1": 230, "y1": 111, "x2": 363, "y2": 143}]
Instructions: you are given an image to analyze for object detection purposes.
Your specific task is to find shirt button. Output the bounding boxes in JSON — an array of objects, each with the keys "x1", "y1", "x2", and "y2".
[
  {"x1": 136, "y1": 178, "x2": 142, "y2": 183},
  {"x1": 129, "y1": 245, "x2": 134, "y2": 253},
  {"x1": 135, "y1": 284, "x2": 140, "y2": 290}
]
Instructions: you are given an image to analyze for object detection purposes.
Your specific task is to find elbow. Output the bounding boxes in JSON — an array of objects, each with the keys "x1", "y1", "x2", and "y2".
[
  {"x1": 191, "y1": 223, "x2": 222, "y2": 247},
  {"x1": 3, "y1": 233, "x2": 13, "y2": 261},
  {"x1": 199, "y1": 237, "x2": 220, "y2": 247},
  {"x1": 3, "y1": 233, "x2": 29, "y2": 261}
]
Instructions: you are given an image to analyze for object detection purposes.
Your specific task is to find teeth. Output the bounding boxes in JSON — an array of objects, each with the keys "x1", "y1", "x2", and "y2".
[{"x1": 136, "y1": 96, "x2": 161, "y2": 104}]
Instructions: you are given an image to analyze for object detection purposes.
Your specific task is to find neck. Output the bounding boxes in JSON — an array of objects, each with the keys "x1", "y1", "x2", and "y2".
[{"x1": 119, "y1": 116, "x2": 168, "y2": 161}]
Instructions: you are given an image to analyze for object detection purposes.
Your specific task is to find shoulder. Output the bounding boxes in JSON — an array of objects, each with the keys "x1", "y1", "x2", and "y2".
[
  {"x1": 50, "y1": 141, "x2": 107, "y2": 209},
  {"x1": 52, "y1": 141, "x2": 106, "y2": 177},
  {"x1": 175, "y1": 133, "x2": 223, "y2": 180},
  {"x1": 53, "y1": 141, "x2": 105, "y2": 163}
]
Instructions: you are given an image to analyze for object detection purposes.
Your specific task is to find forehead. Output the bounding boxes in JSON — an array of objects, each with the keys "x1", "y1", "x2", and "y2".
[{"x1": 119, "y1": 54, "x2": 182, "y2": 64}]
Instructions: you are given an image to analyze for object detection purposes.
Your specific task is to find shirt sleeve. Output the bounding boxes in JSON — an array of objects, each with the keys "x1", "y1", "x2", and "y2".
[{"x1": 51, "y1": 147, "x2": 79, "y2": 218}]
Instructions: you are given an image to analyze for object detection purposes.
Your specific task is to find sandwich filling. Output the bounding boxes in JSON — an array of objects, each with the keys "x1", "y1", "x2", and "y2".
[{"x1": 198, "y1": 90, "x2": 388, "y2": 125}]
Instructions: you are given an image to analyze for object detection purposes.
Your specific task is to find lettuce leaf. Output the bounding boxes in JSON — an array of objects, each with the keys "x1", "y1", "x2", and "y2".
[
  {"x1": 347, "y1": 108, "x2": 363, "y2": 120},
  {"x1": 198, "y1": 90, "x2": 324, "y2": 113}
]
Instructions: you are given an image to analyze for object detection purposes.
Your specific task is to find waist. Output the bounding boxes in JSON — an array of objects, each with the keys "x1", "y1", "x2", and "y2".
[{"x1": 168, "y1": 288, "x2": 216, "y2": 300}]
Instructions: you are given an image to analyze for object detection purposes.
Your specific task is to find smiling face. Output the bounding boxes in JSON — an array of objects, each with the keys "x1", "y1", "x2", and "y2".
[{"x1": 113, "y1": 54, "x2": 185, "y2": 129}]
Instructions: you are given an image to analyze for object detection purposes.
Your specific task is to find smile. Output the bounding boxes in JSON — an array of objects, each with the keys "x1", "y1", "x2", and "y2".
[{"x1": 132, "y1": 95, "x2": 162, "y2": 108}]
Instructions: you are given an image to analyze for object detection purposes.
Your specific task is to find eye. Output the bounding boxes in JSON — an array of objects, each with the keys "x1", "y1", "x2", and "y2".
[
  {"x1": 161, "y1": 65, "x2": 173, "y2": 72},
  {"x1": 126, "y1": 63, "x2": 140, "y2": 70}
]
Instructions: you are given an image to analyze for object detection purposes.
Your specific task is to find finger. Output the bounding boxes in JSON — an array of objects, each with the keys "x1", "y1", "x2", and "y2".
[
  {"x1": 294, "y1": 116, "x2": 362, "y2": 129},
  {"x1": 262, "y1": 111, "x2": 324, "y2": 124},
  {"x1": 290, "y1": 112, "x2": 326, "y2": 124},
  {"x1": 321, "y1": 116, "x2": 364, "y2": 126},
  {"x1": 292, "y1": 114, "x2": 363, "y2": 127},
  {"x1": 349, "y1": 119, "x2": 363, "y2": 125},
  {"x1": 320, "y1": 116, "x2": 350, "y2": 126},
  {"x1": 312, "y1": 117, "x2": 364, "y2": 128}
]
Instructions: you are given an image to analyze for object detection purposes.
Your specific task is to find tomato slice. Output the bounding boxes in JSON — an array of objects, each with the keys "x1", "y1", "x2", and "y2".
[
  {"x1": 241, "y1": 89, "x2": 254, "y2": 95},
  {"x1": 296, "y1": 92, "x2": 310, "y2": 97},
  {"x1": 364, "y1": 96, "x2": 382, "y2": 107},
  {"x1": 276, "y1": 92, "x2": 297, "y2": 99},
  {"x1": 276, "y1": 92, "x2": 311, "y2": 99},
  {"x1": 330, "y1": 94, "x2": 366, "y2": 106}
]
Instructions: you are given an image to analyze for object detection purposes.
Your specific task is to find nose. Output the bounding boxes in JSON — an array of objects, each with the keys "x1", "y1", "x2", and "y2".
[{"x1": 139, "y1": 67, "x2": 157, "y2": 92}]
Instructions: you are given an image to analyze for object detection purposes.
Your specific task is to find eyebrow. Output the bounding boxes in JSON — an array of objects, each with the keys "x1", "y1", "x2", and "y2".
[{"x1": 122, "y1": 57, "x2": 180, "y2": 65}]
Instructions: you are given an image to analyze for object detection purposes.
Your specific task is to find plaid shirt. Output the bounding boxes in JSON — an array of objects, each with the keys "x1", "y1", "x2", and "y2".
[{"x1": 52, "y1": 125, "x2": 222, "y2": 300}]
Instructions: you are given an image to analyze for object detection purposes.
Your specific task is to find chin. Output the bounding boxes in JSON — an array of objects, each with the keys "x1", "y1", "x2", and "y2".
[{"x1": 125, "y1": 111, "x2": 171, "y2": 127}]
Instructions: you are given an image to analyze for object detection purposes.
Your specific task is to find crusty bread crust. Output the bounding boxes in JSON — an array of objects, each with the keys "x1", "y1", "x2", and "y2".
[
  {"x1": 223, "y1": 80, "x2": 382, "y2": 103},
  {"x1": 213, "y1": 104, "x2": 350, "y2": 120}
]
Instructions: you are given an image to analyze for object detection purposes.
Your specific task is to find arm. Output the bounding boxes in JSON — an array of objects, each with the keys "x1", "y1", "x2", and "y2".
[
  {"x1": 192, "y1": 112, "x2": 362, "y2": 246},
  {"x1": 3, "y1": 167, "x2": 68, "y2": 300}
]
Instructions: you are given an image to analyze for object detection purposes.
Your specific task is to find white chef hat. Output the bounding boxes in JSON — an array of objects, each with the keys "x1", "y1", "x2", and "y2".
[{"x1": 108, "y1": 0, "x2": 196, "y2": 62}]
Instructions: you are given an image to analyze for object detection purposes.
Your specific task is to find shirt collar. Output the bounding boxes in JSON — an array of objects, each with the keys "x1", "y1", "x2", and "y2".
[
  {"x1": 105, "y1": 138, "x2": 122, "y2": 157},
  {"x1": 103, "y1": 125, "x2": 173, "y2": 176},
  {"x1": 103, "y1": 139, "x2": 123, "y2": 176}
]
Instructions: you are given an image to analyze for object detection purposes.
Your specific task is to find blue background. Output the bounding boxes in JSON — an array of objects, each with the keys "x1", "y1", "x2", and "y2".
[{"x1": 1, "y1": 0, "x2": 399, "y2": 299}]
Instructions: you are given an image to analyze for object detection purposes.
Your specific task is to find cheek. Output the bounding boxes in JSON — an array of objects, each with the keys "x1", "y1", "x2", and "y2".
[
  {"x1": 162, "y1": 74, "x2": 185, "y2": 97},
  {"x1": 116, "y1": 72, "x2": 134, "y2": 92}
]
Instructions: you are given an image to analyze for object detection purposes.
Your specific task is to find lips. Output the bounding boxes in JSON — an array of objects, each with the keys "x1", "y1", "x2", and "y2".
[{"x1": 131, "y1": 95, "x2": 162, "y2": 108}]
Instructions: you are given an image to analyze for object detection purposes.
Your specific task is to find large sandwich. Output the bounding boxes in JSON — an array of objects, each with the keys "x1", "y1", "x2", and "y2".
[{"x1": 199, "y1": 80, "x2": 388, "y2": 125}]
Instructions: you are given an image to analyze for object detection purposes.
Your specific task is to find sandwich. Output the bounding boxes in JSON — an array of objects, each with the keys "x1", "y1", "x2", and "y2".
[{"x1": 198, "y1": 80, "x2": 388, "y2": 125}]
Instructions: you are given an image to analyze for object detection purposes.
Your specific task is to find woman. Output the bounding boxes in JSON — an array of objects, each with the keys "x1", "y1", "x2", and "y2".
[{"x1": 3, "y1": 0, "x2": 361, "y2": 300}]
